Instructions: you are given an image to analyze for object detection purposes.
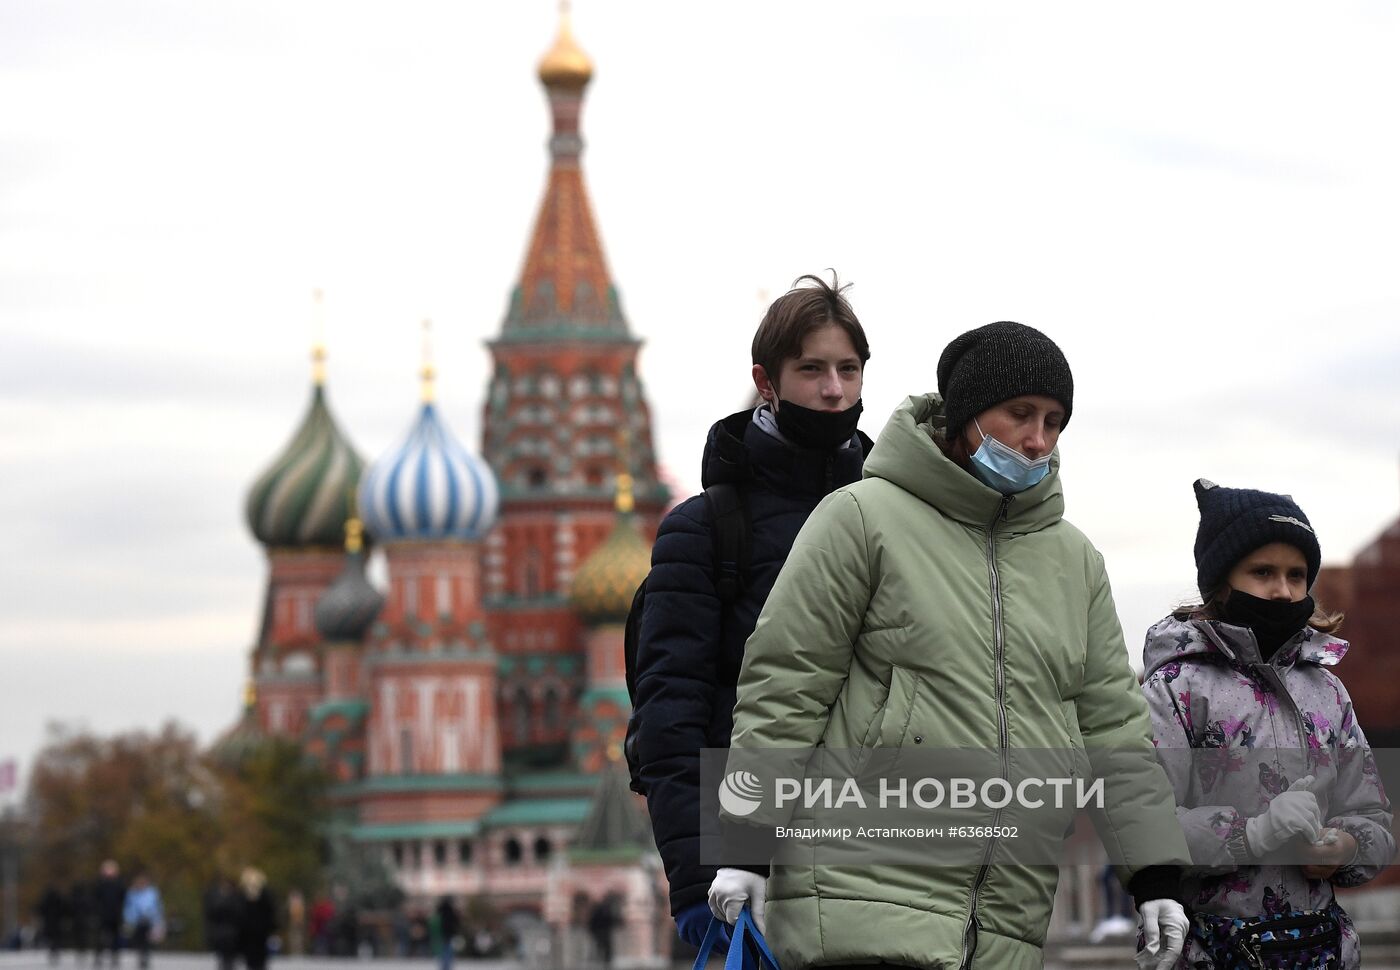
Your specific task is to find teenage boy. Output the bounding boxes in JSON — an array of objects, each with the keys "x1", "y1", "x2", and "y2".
[{"x1": 632, "y1": 273, "x2": 872, "y2": 947}]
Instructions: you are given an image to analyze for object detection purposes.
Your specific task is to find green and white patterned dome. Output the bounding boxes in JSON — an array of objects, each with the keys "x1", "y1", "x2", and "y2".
[{"x1": 246, "y1": 361, "x2": 366, "y2": 549}]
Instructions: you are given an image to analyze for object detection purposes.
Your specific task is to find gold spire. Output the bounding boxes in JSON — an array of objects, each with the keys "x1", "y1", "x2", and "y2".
[
  {"x1": 419, "y1": 318, "x2": 436, "y2": 403},
  {"x1": 538, "y1": 0, "x2": 593, "y2": 88},
  {"x1": 243, "y1": 679, "x2": 257, "y2": 711},
  {"x1": 615, "y1": 427, "x2": 635, "y2": 514},
  {"x1": 614, "y1": 472, "x2": 634, "y2": 515},
  {"x1": 344, "y1": 514, "x2": 364, "y2": 554},
  {"x1": 311, "y1": 289, "x2": 327, "y2": 386}
]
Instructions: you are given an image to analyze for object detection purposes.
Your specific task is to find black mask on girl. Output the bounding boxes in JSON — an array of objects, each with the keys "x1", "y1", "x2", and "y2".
[
  {"x1": 774, "y1": 399, "x2": 863, "y2": 451},
  {"x1": 1221, "y1": 589, "x2": 1314, "y2": 661}
]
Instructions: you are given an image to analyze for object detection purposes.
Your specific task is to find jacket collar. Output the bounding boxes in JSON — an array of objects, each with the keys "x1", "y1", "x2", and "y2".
[
  {"x1": 861, "y1": 393, "x2": 1064, "y2": 532},
  {"x1": 1143, "y1": 614, "x2": 1349, "y2": 679},
  {"x1": 698, "y1": 408, "x2": 871, "y2": 497}
]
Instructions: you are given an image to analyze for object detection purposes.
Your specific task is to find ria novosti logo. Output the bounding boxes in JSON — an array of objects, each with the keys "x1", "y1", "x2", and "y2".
[{"x1": 718, "y1": 770, "x2": 764, "y2": 817}]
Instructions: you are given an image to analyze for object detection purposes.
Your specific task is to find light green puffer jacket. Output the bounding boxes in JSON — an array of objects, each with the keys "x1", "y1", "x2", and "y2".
[{"x1": 725, "y1": 393, "x2": 1189, "y2": 970}]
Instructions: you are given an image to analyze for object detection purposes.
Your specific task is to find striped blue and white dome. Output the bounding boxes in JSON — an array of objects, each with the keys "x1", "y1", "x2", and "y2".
[{"x1": 358, "y1": 402, "x2": 499, "y2": 542}]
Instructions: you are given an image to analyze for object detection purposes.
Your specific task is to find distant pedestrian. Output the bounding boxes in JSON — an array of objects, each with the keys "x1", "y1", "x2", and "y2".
[
  {"x1": 587, "y1": 896, "x2": 620, "y2": 968},
  {"x1": 37, "y1": 885, "x2": 67, "y2": 964},
  {"x1": 202, "y1": 875, "x2": 240, "y2": 970},
  {"x1": 121, "y1": 872, "x2": 164, "y2": 970},
  {"x1": 434, "y1": 896, "x2": 461, "y2": 970},
  {"x1": 237, "y1": 868, "x2": 275, "y2": 970},
  {"x1": 308, "y1": 893, "x2": 334, "y2": 955},
  {"x1": 408, "y1": 908, "x2": 429, "y2": 956},
  {"x1": 328, "y1": 885, "x2": 356, "y2": 957},
  {"x1": 67, "y1": 882, "x2": 93, "y2": 962},
  {"x1": 391, "y1": 908, "x2": 410, "y2": 957},
  {"x1": 92, "y1": 860, "x2": 125, "y2": 968},
  {"x1": 284, "y1": 890, "x2": 305, "y2": 956}
]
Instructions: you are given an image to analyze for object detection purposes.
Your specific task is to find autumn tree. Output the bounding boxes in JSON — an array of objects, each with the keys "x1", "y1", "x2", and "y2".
[
  {"x1": 23, "y1": 722, "x2": 222, "y2": 946},
  {"x1": 209, "y1": 734, "x2": 328, "y2": 897},
  {"x1": 21, "y1": 722, "x2": 331, "y2": 948}
]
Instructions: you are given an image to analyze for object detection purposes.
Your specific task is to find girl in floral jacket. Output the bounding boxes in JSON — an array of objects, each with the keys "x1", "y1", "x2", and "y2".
[{"x1": 1141, "y1": 479, "x2": 1394, "y2": 970}]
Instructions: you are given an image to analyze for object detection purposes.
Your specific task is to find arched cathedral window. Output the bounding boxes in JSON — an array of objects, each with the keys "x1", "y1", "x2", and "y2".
[
  {"x1": 513, "y1": 686, "x2": 531, "y2": 744},
  {"x1": 543, "y1": 688, "x2": 561, "y2": 730}
]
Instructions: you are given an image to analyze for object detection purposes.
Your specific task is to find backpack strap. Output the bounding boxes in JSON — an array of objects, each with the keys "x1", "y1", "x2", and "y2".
[
  {"x1": 704, "y1": 483, "x2": 750, "y2": 606},
  {"x1": 623, "y1": 582, "x2": 647, "y2": 704}
]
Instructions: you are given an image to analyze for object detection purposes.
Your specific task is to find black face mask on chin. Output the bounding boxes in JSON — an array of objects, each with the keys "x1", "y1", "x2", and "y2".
[
  {"x1": 773, "y1": 399, "x2": 863, "y2": 451},
  {"x1": 1221, "y1": 589, "x2": 1315, "y2": 661}
]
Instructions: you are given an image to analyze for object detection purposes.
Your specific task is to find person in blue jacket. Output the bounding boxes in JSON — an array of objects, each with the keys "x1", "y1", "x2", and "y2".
[
  {"x1": 631, "y1": 272, "x2": 873, "y2": 948},
  {"x1": 121, "y1": 872, "x2": 164, "y2": 970}
]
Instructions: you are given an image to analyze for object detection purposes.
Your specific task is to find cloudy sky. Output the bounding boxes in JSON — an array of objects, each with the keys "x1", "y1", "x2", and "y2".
[{"x1": 3, "y1": 1, "x2": 1399, "y2": 793}]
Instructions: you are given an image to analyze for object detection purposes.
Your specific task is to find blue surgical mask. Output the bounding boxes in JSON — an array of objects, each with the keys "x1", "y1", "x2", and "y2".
[{"x1": 968, "y1": 419, "x2": 1052, "y2": 494}]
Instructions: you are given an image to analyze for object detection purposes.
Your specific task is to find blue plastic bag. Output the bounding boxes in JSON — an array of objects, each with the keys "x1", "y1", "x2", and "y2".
[{"x1": 692, "y1": 907, "x2": 780, "y2": 970}]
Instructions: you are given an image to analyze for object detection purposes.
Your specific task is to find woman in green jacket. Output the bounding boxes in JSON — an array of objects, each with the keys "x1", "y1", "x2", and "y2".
[{"x1": 709, "y1": 322, "x2": 1191, "y2": 970}]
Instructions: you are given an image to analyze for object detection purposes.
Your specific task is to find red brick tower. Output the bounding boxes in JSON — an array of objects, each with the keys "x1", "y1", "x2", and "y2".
[
  {"x1": 1312, "y1": 513, "x2": 1400, "y2": 747},
  {"x1": 482, "y1": 11, "x2": 668, "y2": 764},
  {"x1": 1310, "y1": 509, "x2": 1400, "y2": 891}
]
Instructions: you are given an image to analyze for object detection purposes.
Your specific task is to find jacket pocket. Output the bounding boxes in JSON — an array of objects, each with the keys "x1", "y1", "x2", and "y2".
[
  {"x1": 855, "y1": 671, "x2": 893, "y2": 760},
  {"x1": 876, "y1": 664, "x2": 922, "y2": 749},
  {"x1": 1058, "y1": 700, "x2": 1089, "y2": 780}
]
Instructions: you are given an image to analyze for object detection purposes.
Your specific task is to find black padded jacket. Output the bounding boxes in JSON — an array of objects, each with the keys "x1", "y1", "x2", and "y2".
[{"x1": 632, "y1": 408, "x2": 870, "y2": 915}]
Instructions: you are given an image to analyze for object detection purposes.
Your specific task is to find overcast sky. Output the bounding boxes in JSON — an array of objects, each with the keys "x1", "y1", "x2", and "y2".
[{"x1": 3, "y1": 1, "x2": 1399, "y2": 795}]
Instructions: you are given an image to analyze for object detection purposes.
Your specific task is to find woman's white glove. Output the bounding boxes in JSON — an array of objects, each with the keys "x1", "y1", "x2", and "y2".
[
  {"x1": 1136, "y1": 899, "x2": 1188, "y2": 970},
  {"x1": 1245, "y1": 776, "x2": 1322, "y2": 855},
  {"x1": 708, "y1": 867, "x2": 766, "y2": 933}
]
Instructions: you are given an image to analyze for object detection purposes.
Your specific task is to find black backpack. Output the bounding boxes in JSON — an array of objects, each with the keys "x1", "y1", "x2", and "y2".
[{"x1": 621, "y1": 483, "x2": 750, "y2": 795}]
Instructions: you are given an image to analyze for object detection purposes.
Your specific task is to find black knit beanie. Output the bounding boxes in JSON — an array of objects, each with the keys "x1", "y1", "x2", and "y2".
[
  {"x1": 1193, "y1": 478, "x2": 1322, "y2": 599},
  {"x1": 936, "y1": 321, "x2": 1074, "y2": 440}
]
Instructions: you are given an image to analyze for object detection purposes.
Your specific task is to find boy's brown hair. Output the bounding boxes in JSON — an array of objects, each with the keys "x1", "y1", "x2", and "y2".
[{"x1": 751, "y1": 272, "x2": 869, "y2": 386}]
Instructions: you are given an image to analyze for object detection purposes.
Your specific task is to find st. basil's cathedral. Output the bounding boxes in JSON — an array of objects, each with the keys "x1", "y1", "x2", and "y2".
[{"x1": 230, "y1": 12, "x2": 675, "y2": 963}]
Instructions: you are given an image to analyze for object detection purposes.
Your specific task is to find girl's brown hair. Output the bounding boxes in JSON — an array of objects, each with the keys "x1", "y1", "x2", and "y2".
[{"x1": 1173, "y1": 586, "x2": 1344, "y2": 635}]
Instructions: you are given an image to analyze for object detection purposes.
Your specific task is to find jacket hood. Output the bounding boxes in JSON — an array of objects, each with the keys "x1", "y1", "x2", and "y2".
[
  {"x1": 698, "y1": 408, "x2": 872, "y2": 495},
  {"x1": 1142, "y1": 613, "x2": 1350, "y2": 679},
  {"x1": 861, "y1": 392, "x2": 1065, "y2": 531}
]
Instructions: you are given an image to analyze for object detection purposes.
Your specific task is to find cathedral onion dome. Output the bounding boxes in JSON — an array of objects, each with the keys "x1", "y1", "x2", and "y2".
[
  {"x1": 570, "y1": 474, "x2": 651, "y2": 624},
  {"x1": 358, "y1": 400, "x2": 500, "y2": 543},
  {"x1": 537, "y1": 9, "x2": 593, "y2": 88},
  {"x1": 210, "y1": 681, "x2": 267, "y2": 768},
  {"x1": 314, "y1": 518, "x2": 385, "y2": 642},
  {"x1": 245, "y1": 354, "x2": 366, "y2": 549}
]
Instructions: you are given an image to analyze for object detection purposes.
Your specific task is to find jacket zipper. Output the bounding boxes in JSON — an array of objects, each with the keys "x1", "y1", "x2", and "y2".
[
  {"x1": 960, "y1": 495, "x2": 1013, "y2": 970},
  {"x1": 1248, "y1": 639, "x2": 1320, "y2": 903},
  {"x1": 1253, "y1": 652, "x2": 1311, "y2": 769},
  {"x1": 1204, "y1": 625, "x2": 1313, "y2": 768}
]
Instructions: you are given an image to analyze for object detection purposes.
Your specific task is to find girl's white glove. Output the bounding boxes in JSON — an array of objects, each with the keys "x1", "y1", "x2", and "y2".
[
  {"x1": 1136, "y1": 899, "x2": 1188, "y2": 970},
  {"x1": 1246, "y1": 775, "x2": 1322, "y2": 854},
  {"x1": 707, "y1": 867, "x2": 766, "y2": 933}
]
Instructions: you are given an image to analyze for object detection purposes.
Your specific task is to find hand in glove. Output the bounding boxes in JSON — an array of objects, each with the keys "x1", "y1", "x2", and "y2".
[
  {"x1": 1245, "y1": 775, "x2": 1322, "y2": 855},
  {"x1": 707, "y1": 867, "x2": 766, "y2": 934},
  {"x1": 1136, "y1": 899, "x2": 1188, "y2": 970},
  {"x1": 1299, "y1": 827, "x2": 1359, "y2": 881}
]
